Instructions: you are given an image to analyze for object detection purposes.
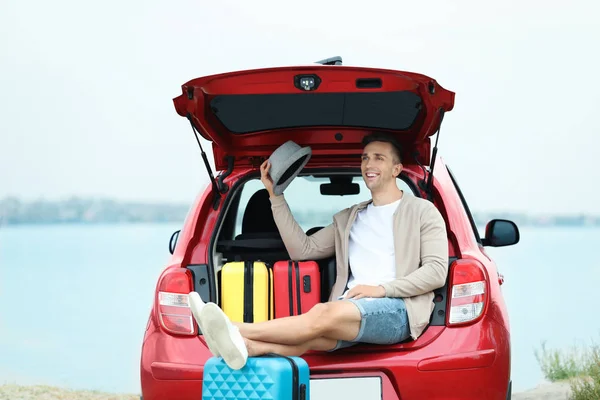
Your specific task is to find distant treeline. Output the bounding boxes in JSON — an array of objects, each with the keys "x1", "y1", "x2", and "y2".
[
  {"x1": 0, "y1": 197, "x2": 190, "y2": 225},
  {"x1": 0, "y1": 197, "x2": 598, "y2": 227}
]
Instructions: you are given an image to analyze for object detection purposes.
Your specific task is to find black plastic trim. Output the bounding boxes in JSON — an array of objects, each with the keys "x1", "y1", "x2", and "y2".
[
  {"x1": 429, "y1": 257, "x2": 456, "y2": 326},
  {"x1": 446, "y1": 166, "x2": 482, "y2": 244},
  {"x1": 186, "y1": 264, "x2": 216, "y2": 304},
  {"x1": 356, "y1": 78, "x2": 382, "y2": 89},
  {"x1": 217, "y1": 155, "x2": 234, "y2": 194},
  {"x1": 169, "y1": 230, "x2": 180, "y2": 254},
  {"x1": 186, "y1": 264, "x2": 217, "y2": 334}
]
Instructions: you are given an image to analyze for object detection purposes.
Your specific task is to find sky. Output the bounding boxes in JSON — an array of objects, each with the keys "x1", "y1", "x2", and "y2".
[{"x1": 1, "y1": 0, "x2": 598, "y2": 214}]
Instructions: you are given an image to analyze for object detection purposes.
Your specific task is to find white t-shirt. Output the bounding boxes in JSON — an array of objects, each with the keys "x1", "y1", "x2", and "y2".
[{"x1": 343, "y1": 198, "x2": 401, "y2": 297}]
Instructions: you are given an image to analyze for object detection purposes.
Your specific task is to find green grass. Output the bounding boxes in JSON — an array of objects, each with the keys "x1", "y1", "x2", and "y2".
[
  {"x1": 569, "y1": 345, "x2": 600, "y2": 400},
  {"x1": 534, "y1": 340, "x2": 591, "y2": 381},
  {"x1": 534, "y1": 339, "x2": 600, "y2": 400}
]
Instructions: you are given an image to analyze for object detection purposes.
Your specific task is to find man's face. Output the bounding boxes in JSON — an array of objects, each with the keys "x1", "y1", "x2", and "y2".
[{"x1": 361, "y1": 141, "x2": 402, "y2": 192}]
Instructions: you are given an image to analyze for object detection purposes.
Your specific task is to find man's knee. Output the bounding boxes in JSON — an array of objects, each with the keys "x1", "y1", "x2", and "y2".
[
  {"x1": 305, "y1": 303, "x2": 332, "y2": 334},
  {"x1": 307, "y1": 302, "x2": 360, "y2": 336},
  {"x1": 306, "y1": 302, "x2": 328, "y2": 322}
]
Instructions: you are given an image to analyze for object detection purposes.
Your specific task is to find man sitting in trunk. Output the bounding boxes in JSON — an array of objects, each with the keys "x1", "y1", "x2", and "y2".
[{"x1": 189, "y1": 131, "x2": 449, "y2": 370}]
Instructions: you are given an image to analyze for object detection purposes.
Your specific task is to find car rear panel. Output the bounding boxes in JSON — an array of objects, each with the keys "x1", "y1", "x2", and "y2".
[
  {"x1": 141, "y1": 162, "x2": 510, "y2": 399},
  {"x1": 140, "y1": 313, "x2": 509, "y2": 400}
]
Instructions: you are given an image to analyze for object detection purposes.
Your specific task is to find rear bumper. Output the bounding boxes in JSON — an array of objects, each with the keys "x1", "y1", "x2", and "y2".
[
  {"x1": 140, "y1": 316, "x2": 510, "y2": 400},
  {"x1": 140, "y1": 318, "x2": 210, "y2": 400}
]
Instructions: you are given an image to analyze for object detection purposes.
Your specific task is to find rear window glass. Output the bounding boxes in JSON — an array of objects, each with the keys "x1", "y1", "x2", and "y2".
[
  {"x1": 234, "y1": 175, "x2": 415, "y2": 234},
  {"x1": 210, "y1": 91, "x2": 422, "y2": 134}
]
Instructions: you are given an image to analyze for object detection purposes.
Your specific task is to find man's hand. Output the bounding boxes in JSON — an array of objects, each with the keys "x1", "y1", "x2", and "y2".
[
  {"x1": 345, "y1": 285, "x2": 386, "y2": 300},
  {"x1": 260, "y1": 160, "x2": 276, "y2": 198}
]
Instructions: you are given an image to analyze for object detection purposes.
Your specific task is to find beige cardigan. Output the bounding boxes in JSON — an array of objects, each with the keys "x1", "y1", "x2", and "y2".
[{"x1": 270, "y1": 193, "x2": 449, "y2": 340}]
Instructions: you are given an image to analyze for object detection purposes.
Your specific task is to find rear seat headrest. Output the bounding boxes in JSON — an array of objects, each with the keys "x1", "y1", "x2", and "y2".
[{"x1": 242, "y1": 189, "x2": 279, "y2": 235}]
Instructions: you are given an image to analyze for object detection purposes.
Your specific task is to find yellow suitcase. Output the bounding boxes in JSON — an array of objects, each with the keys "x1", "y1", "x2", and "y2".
[{"x1": 220, "y1": 261, "x2": 273, "y2": 323}]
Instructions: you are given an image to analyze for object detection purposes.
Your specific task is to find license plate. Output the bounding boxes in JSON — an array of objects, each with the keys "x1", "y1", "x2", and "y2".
[{"x1": 310, "y1": 377, "x2": 382, "y2": 400}]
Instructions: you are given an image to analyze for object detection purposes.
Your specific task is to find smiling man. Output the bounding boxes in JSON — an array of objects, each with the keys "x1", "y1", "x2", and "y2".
[{"x1": 189, "y1": 131, "x2": 449, "y2": 370}]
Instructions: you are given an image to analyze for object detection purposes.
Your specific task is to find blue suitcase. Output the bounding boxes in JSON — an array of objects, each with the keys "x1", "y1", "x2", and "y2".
[{"x1": 202, "y1": 355, "x2": 310, "y2": 400}]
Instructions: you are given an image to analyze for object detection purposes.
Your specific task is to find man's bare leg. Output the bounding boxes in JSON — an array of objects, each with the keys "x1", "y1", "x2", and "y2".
[
  {"x1": 244, "y1": 337, "x2": 338, "y2": 357},
  {"x1": 189, "y1": 295, "x2": 361, "y2": 370},
  {"x1": 234, "y1": 301, "x2": 362, "y2": 345}
]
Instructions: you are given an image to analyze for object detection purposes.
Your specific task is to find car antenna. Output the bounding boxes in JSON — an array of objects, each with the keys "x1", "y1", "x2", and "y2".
[
  {"x1": 424, "y1": 108, "x2": 445, "y2": 202},
  {"x1": 186, "y1": 113, "x2": 222, "y2": 206}
]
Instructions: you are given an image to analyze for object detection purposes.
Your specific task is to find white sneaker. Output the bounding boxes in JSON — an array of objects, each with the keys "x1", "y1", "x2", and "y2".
[
  {"x1": 188, "y1": 292, "x2": 220, "y2": 358},
  {"x1": 198, "y1": 303, "x2": 248, "y2": 370}
]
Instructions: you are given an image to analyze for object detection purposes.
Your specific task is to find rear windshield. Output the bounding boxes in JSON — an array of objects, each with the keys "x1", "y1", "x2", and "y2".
[
  {"x1": 233, "y1": 175, "x2": 416, "y2": 234},
  {"x1": 209, "y1": 91, "x2": 422, "y2": 134}
]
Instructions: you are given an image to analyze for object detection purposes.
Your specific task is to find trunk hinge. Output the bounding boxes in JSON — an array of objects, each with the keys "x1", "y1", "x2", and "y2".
[
  {"x1": 211, "y1": 163, "x2": 234, "y2": 210},
  {"x1": 186, "y1": 114, "x2": 232, "y2": 210},
  {"x1": 216, "y1": 155, "x2": 234, "y2": 196},
  {"x1": 418, "y1": 108, "x2": 445, "y2": 202}
]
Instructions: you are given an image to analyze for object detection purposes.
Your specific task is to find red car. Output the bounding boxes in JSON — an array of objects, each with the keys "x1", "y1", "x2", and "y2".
[{"x1": 139, "y1": 57, "x2": 519, "y2": 400}]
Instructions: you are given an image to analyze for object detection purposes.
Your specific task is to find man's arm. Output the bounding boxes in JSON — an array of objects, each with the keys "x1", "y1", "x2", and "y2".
[
  {"x1": 270, "y1": 195, "x2": 336, "y2": 261},
  {"x1": 381, "y1": 205, "x2": 448, "y2": 298},
  {"x1": 259, "y1": 159, "x2": 335, "y2": 261}
]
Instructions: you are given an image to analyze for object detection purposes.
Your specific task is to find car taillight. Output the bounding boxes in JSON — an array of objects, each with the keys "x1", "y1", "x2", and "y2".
[
  {"x1": 447, "y1": 259, "x2": 488, "y2": 326},
  {"x1": 156, "y1": 268, "x2": 196, "y2": 336}
]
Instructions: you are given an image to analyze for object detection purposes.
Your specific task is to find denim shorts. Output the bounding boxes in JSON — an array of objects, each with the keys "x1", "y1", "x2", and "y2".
[{"x1": 329, "y1": 297, "x2": 411, "y2": 351}]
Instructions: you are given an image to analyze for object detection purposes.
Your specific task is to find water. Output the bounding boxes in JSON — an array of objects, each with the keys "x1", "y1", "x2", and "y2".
[
  {"x1": 0, "y1": 223, "x2": 179, "y2": 394},
  {"x1": 0, "y1": 224, "x2": 599, "y2": 394},
  {"x1": 485, "y1": 226, "x2": 600, "y2": 391}
]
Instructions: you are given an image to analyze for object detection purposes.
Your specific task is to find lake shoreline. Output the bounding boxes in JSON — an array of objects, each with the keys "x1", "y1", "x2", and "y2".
[
  {"x1": 0, "y1": 384, "x2": 139, "y2": 400},
  {"x1": 512, "y1": 381, "x2": 572, "y2": 400},
  {"x1": 0, "y1": 381, "x2": 572, "y2": 400}
]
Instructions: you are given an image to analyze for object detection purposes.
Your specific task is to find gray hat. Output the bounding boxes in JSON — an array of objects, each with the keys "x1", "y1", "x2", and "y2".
[{"x1": 268, "y1": 140, "x2": 312, "y2": 196}]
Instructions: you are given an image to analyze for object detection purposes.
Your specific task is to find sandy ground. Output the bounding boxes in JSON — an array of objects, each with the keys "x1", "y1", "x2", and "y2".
[
  {"x1": 511, "y1": 381, "x2": 572, "y2": 400},
  {"x1": 0, "y1": 384, "x2": 139, "y2": 400},
  {"x1": 0, "y1": 381, "x2": 574, "y2": 399}
]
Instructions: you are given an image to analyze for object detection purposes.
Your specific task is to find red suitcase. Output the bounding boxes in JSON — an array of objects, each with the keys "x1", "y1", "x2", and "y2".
[{"x1": 273, "y1": 260, "x2": 321, "y2": 318}]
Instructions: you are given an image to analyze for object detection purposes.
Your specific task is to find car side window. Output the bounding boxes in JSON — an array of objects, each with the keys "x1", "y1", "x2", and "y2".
[{"x1": 234, "y1": 175, "x2": 415, "y2": 235}]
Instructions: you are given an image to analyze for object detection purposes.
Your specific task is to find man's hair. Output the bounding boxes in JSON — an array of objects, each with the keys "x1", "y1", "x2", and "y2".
[{"x1": 361, "y1": 132, "x2": 403, "y2": 163}]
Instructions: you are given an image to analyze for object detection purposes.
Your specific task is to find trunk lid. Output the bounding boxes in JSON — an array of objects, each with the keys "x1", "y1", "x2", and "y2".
[{"x1": 173, "y1": 65, "x2": 454, "y2": 171}]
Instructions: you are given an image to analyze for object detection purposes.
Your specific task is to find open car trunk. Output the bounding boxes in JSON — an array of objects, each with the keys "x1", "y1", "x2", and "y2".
[
  {"x1": 173, "y1": 65, "x2": 454, "y2": 171},
  {"x1": 188, "y1": 170, "x2": 450, "y2": 352}
]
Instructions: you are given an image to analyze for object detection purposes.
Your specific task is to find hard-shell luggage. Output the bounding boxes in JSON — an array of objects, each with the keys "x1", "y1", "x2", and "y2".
[
  {"x1": 220, "y1": 261, "x2": 273, "y2": 323},
  {"x1": 273, "y1": 260, "x2": 320, "y2": 318},
  {"x1": 202, "y1": 355, "x2": 310, "y2": 400}
]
